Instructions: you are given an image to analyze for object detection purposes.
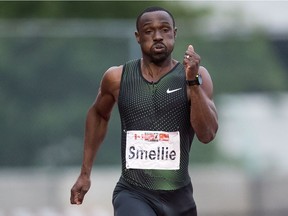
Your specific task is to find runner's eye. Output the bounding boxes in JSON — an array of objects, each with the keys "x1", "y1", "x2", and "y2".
[
  {"x1": 162, "y1": 28, "x2": 169, "y2": 33},
  {"x1": 145, "y1": 30, "x2": 153, "y2": 34}
]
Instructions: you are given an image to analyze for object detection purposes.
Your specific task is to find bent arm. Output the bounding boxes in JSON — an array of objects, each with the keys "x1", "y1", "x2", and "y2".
[{"x1": 184, "y1": 45, "x2": 218, "y2": 144}]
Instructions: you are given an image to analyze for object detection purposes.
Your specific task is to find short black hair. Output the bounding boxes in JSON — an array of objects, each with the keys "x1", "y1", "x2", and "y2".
[{"x1": 136, "y1": 6, "x2": 175, "y2": 31}]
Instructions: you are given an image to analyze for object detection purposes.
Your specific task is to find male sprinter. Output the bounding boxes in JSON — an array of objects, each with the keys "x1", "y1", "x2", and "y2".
[{"x1": 71, "y1": 6, "x2": 218, "y2": 216}]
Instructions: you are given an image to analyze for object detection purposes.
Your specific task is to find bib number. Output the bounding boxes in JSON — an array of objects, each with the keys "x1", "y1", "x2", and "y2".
[{"x1": 125, "y1": 130, "x2": 180, "y2": 170}]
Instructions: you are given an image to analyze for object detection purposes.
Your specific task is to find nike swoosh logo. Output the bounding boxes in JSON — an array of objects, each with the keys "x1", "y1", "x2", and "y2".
[{"x1": 166, "y1": 88, "x2": 182, "y2": 94}]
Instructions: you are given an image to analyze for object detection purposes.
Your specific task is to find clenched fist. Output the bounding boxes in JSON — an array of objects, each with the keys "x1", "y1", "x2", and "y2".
[{"x1": 70, "y1": 175, "x2": 91, "y2": 205}]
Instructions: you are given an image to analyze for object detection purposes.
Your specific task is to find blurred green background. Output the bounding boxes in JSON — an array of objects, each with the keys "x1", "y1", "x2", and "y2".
[
  {"x1": 1, "y1": 1, "x2": 287, "y2": 167},
  {"x1": 1, "y1": 1, "x2": 288, "y2": 215}
]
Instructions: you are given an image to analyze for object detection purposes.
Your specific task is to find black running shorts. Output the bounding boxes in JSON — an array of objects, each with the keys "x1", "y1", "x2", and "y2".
[{"x1": 112, "y1": 177, "x2": 197, "y2": 216}]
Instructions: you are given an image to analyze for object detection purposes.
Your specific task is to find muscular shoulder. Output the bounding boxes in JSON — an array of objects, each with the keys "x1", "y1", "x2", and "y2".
[
  {"x1": 100, "y1": 65, "x2": 123, "y2": 101},
  {"x1": 103, "y1": 65, "x2": 123, "y2": 81}
]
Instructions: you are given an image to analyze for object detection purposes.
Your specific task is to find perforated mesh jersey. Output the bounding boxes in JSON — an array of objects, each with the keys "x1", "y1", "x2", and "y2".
[{"x1": 118, "y1": 59, "x2": 195, "y2": 190}]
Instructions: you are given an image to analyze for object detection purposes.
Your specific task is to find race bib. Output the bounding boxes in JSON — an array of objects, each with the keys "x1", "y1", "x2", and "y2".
[{"x1": 125, "y1": 130, "x2": 180, "y2": 170}]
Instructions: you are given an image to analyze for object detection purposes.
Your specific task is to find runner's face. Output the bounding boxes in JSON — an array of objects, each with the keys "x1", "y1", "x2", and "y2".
[{"x1": 136, "y1": 11, "x2": 176, "y2": 63}]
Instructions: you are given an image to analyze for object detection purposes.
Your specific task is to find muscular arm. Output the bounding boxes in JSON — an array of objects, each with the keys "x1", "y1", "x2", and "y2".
[
  {"x1": 80, "y1": 86, "x2": 114, "y2": 178},
  {"x1": 188, "y1": 67, "x2": 218, "y2": 143},
  {"x1": 70, "y1": 66, "x2": 122, "y2": 204},
  {"x1": 184, "y1": 45, "x2": 218, "y2": 144}
]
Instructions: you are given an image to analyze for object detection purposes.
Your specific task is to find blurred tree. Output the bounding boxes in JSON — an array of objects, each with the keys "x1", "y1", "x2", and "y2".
[
  {"x1": 0, "y1": 1, "x2": 287, "y2": 167},
  {"x1": 0, "y1": 1, "x2": 208, "y2": 19},
  {"x1": 0, "y1": 1, "x2": 212, "y2": 167}
]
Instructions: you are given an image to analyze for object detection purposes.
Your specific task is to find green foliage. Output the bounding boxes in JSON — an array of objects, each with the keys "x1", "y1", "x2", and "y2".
[
  {"x1": 1, "y1": 31, "x2": 287, "y2": 167},
  {"x1": 0, "y1": 1, "x2": 205, "y2": 19},
  {"x1": 0, "y1": 2, "x2": 287, "y2": 167},
  {"x1": 173, "y1": 34, "x2": 288, "y2": 94},
  {"x1": 0, "y1": 36, "x2": 128, "y2": 166}
]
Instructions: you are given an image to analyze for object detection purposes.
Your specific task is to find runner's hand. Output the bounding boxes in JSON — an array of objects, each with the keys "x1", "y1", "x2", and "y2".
[
  {"x1": 183, "y1": 45, "x2": 200, "y2": 80},
  {"x1": 70, "y1": 175, "x2": 91, "y2": 205}
]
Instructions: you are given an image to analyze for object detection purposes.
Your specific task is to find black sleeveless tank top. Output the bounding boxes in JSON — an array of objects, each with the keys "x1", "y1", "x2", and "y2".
[{"x1": 118, "y1": 59, "x2": 195, "y2": 190}]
